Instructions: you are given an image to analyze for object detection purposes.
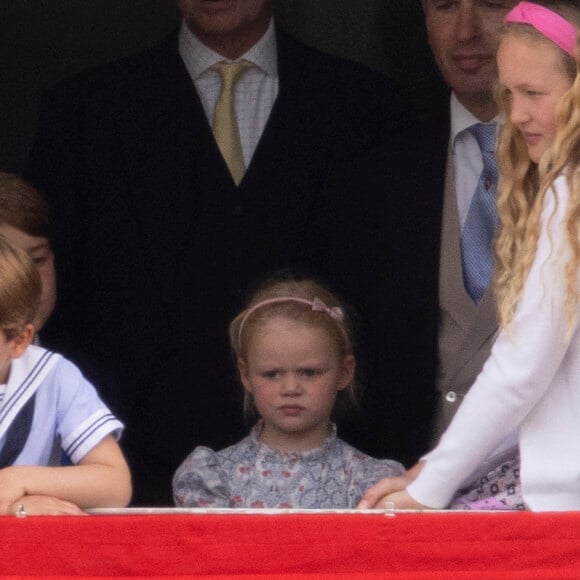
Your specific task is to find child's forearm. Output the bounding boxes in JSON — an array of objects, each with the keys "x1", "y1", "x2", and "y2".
[
  {"x1": 0, "y1": 436, "x2": 131, "y2": 511},
  {"x1": 8, "y1": 494, "x2": 87, "y2": 516},
  {"x1": 6, "y1": 462, "x2": 131, "y2": 509}
]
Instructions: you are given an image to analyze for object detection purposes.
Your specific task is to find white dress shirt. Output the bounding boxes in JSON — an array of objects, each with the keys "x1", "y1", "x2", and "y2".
[
  {"x1": 410, "y1": 173, "x2": 580, "y2": 511},
  {"x1": 178, "y1": 18, "x2": 279, "y2": 168}
]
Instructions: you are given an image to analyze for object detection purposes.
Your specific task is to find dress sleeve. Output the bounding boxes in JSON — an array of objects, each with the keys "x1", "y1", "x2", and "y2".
[
  {"x1": 348, "y1": 448, "x2": 405, "y2": 507},
  {"x1": 172, "y1": 446, "x2": 231, "y2": 508},
  {"x1": 408, "y1": 175, "x2": 575, "y2": 508}
]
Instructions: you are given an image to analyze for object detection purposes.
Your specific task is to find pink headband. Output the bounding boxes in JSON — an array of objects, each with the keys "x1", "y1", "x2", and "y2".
[
  {"x1": 505, "y1": 1, "x2": 577, "y2": 57},
  {"x1": 237, "y1": 296, "x2": 349, "y2": 349}
]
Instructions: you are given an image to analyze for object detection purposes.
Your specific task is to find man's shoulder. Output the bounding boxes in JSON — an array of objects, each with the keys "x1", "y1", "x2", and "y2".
[
  {"x1": 277, "y1": 30, "x2": 383, "y2": 78},
  {"x1": 275, "y1": 29, "x2": 404, "y2": 99},
  {"x1": 319, "y1": 112, "x2": 451, "y2": 221},
  {"x1": 45, "y1": 31, "x2": 181, "y2": 102},
  {"x1": 343, "y1": 112, "x2": 451, "y2": 177},
  {"x1": 275, "y1": 29, "x2": 417, "y2": 142}
]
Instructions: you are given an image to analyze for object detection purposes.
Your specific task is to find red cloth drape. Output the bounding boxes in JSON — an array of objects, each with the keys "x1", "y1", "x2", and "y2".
[{"x1": 2, "y1": 511, "x2": 580, "y2": 578}]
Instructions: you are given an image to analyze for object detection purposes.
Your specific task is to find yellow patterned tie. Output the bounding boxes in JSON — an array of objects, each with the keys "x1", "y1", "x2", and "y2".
[{"x1": 211, "y1": 60, "x2": 253, "y2": 185}]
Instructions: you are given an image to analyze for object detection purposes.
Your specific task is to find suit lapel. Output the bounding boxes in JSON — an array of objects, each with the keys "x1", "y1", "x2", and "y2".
[
  {"x1": 243, "y1": 31, "x2": 306, "y2": 185},
  {"x1": 120, "y1": 38, "x2": 232, "y2": 290}
]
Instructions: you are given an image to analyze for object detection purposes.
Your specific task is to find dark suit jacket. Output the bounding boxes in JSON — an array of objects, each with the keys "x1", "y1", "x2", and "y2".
[
  {"x1": 26, "y1": 29, "x2": 413, "y2": 505},
  {"x1": 317, "y1": 111, "x2": 450, "y2": 468}
]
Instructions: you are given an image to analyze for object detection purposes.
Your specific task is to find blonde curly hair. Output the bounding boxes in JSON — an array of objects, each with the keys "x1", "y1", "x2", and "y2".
[{"x1": 494, "y1": 1, "x2": 580, "y2": 331}]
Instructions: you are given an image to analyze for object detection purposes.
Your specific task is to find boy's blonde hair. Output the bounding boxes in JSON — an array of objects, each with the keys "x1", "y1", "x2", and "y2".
[
  {"x1": 229, "y1": 274, "x2": 358, "y2": 421},
  {"x1": 0, "y1": 235, "x2": 41, "y2": 340}
]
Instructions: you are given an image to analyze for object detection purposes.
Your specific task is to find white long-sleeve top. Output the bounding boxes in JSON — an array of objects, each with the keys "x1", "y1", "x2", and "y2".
[{"x1": 408, "y1": 173, "x2": 580, "y2": 511}]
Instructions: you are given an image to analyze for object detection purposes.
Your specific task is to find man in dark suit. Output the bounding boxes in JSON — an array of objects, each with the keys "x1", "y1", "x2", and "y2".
[
  {"x1": 319, "y1": 0, "x2": 518, "y2": 470},
  {"x1": 26, "y1": 0, "x2": 411, "y2": 505}
]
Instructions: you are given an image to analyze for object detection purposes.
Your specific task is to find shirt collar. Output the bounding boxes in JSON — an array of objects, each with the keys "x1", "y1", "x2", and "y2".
[
  {"x1": 450, "y1": 93, "x2": 502, "y2": 149},
  {"x1": 178, "y1": 17, "x2": 278, "y2": 81},
  {"x1": 249, "y1": 420, "x2": 337, "y2": 461}
]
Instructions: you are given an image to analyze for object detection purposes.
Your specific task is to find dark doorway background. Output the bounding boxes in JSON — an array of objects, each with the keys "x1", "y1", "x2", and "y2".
[{"x1": 1, "y1": 0, "x2": 447, "y2": 173}]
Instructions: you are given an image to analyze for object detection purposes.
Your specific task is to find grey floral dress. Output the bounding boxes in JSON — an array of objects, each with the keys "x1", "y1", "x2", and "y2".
[{"x1": 173, "y1": 422, "x2": 404, "y2": 509}]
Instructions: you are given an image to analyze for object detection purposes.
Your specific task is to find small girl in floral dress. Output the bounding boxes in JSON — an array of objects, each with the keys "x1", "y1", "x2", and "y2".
[{"x1": 173, "y1": 275, "x2": 403, "y2": 509}]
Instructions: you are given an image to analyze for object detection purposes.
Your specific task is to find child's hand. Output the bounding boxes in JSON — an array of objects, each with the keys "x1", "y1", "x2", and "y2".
[
  {"x1": 383, "y1": 489, "x2": 429, "y2": 510},
  {"x1": 357, "y1": 474, "x2": 409, "y2": 509},
  {"x1": 357, "y1": 461, "x2": 425, "y2": 509},
  {"x1": 9, "y1": 495, "x2": 86, "y2": 516}
]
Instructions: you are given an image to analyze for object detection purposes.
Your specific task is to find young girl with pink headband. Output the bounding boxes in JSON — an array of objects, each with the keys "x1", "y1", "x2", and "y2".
[
  {"x1": 360, "y1": 0, "x2": 580, "y2": 512},
  {"x1": 173, "y1": 275, "x2": 403, "y2": 508}
]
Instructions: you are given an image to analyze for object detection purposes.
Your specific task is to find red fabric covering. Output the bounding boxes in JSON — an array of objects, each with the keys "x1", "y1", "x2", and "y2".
[{"x1": 2, "y1": 512, "x2": 580, "y2": 578}]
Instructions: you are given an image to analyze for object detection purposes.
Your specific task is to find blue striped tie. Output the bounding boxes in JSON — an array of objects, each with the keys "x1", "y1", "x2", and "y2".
[{"x1": 460, "y1": 123, "x2": 499, "y2": 303}]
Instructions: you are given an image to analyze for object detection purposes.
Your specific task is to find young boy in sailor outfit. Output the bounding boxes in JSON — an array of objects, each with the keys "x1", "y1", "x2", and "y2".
[{"x1": 0, "y1": 235, "x2": 131, "y2": 515}]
